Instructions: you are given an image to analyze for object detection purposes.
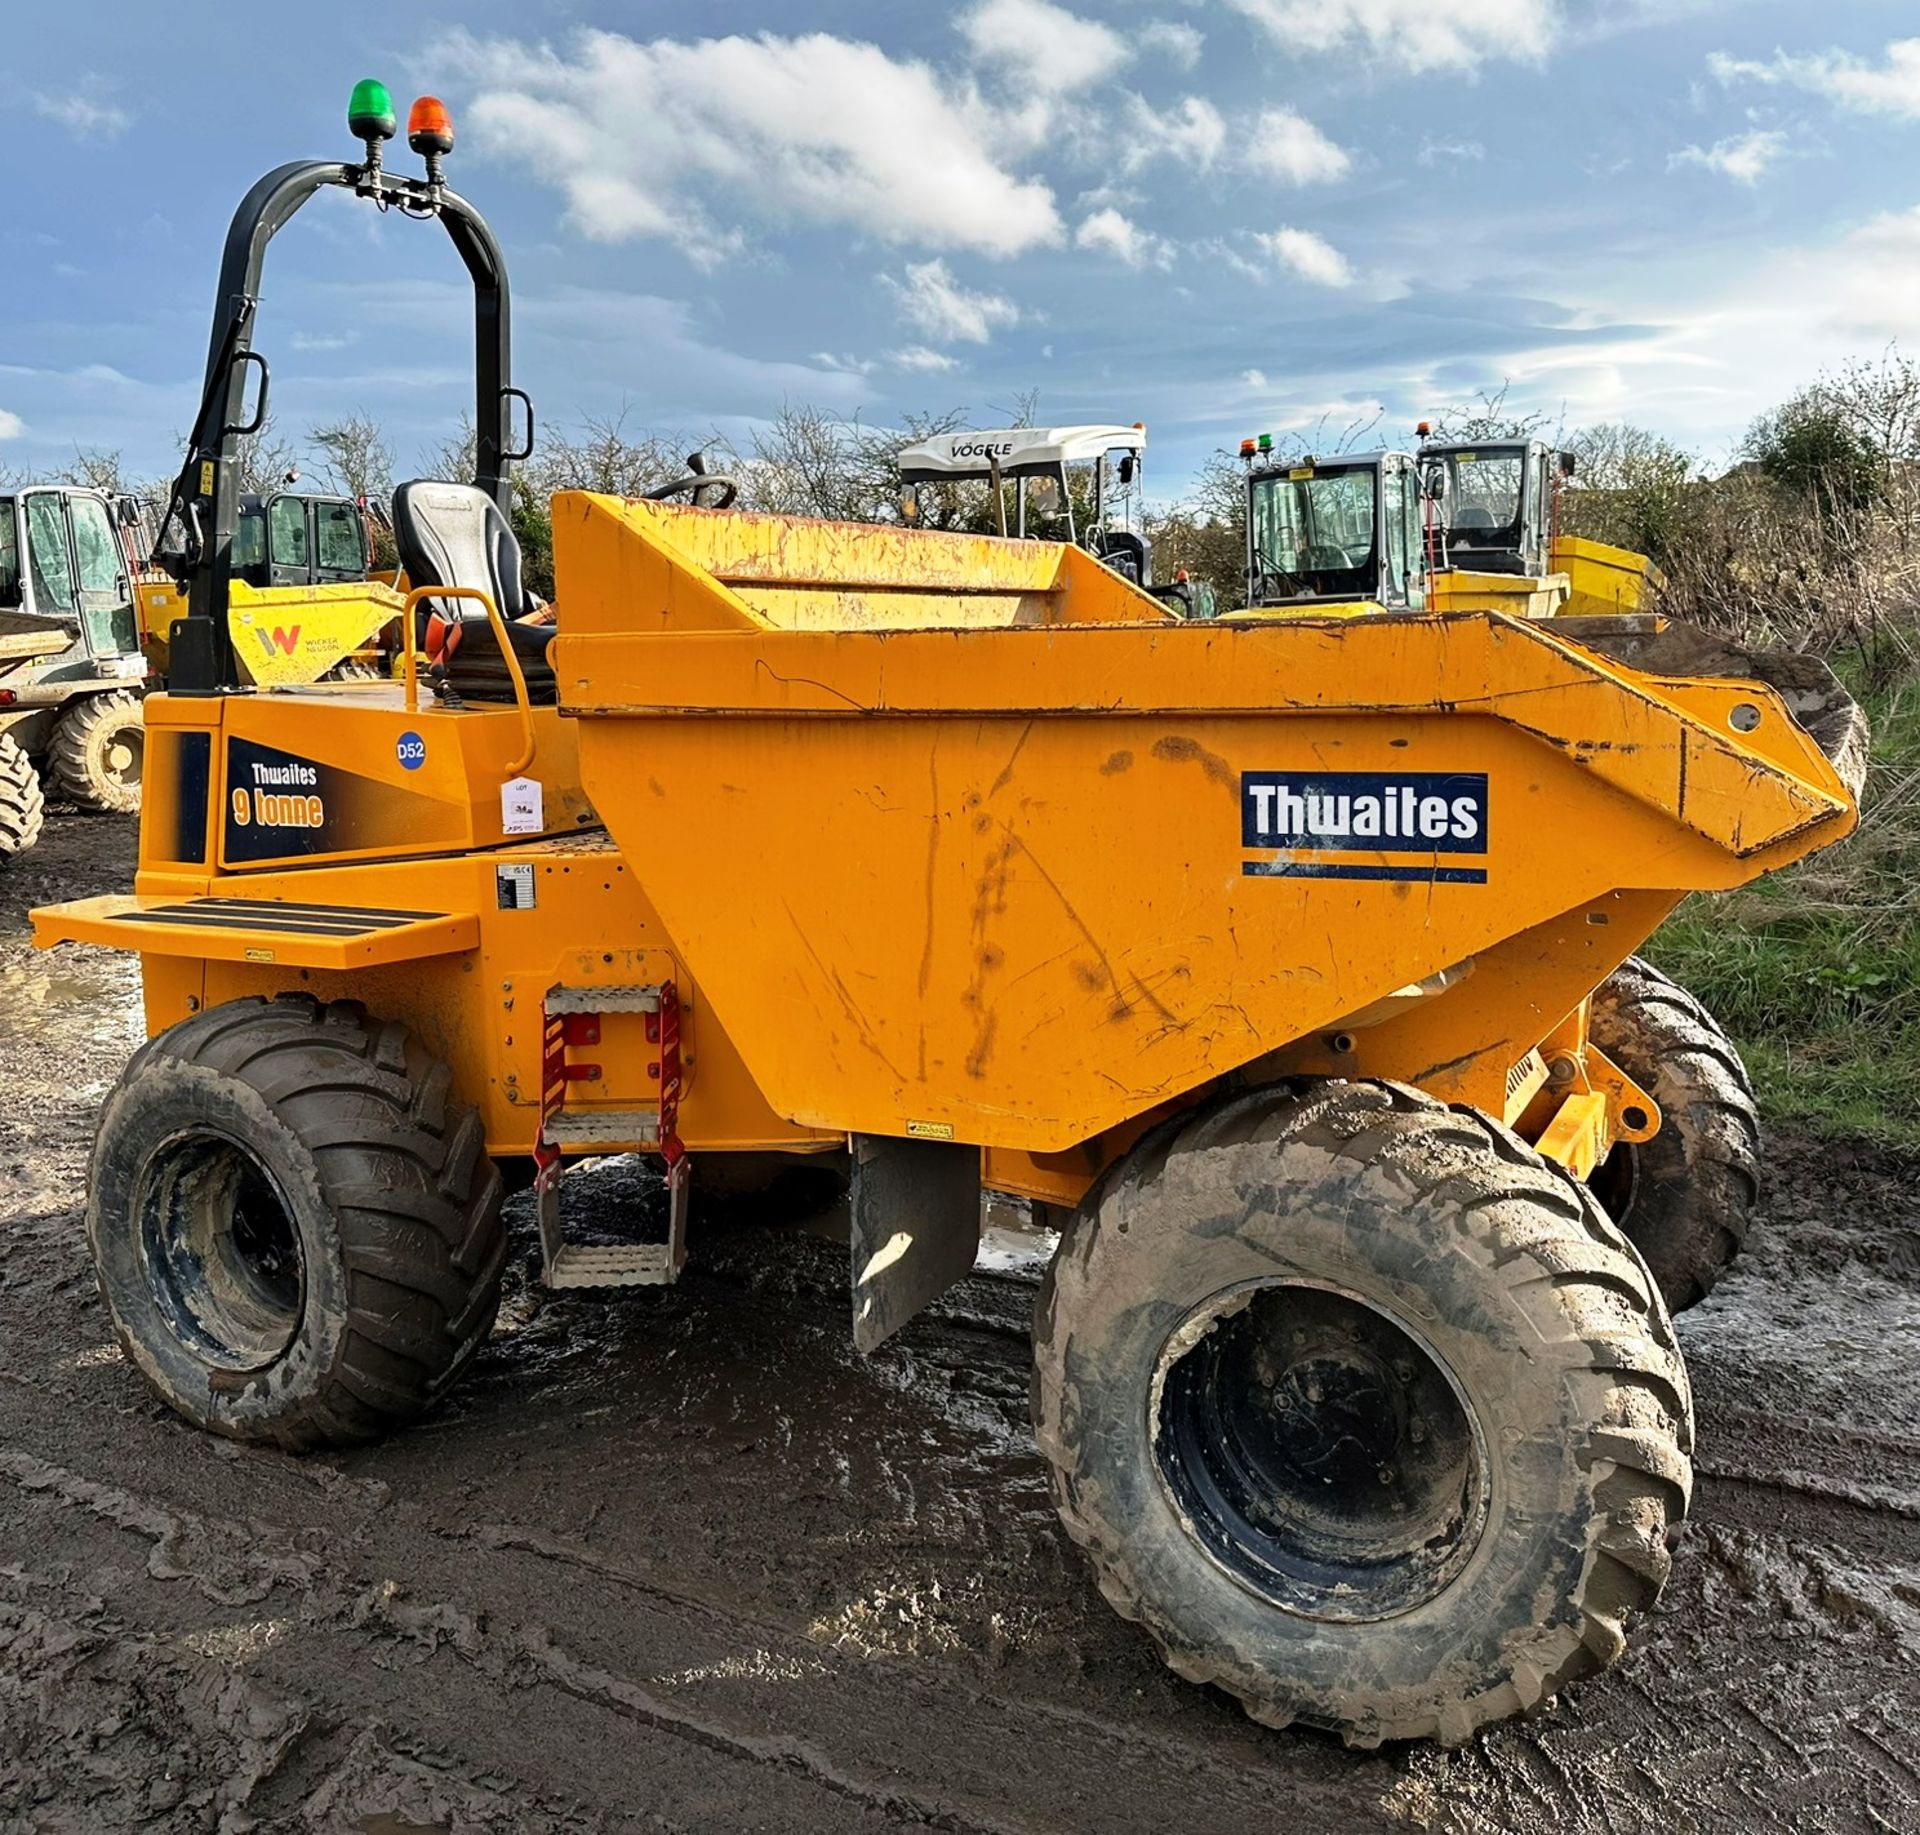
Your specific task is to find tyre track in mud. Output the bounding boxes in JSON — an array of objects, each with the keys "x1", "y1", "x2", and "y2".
[{"x1": 3, "y1": 817, "x2": 1919, "y2": 1832}]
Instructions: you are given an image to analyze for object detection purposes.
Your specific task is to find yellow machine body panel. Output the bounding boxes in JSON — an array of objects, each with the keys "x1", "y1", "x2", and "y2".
[
  {"x1": 37, "y1": 498, "x2": 1857, "y2": 1202},
  {"x1": 139, "y1": 579, "x2": 400, "y2": 685},
  {"x1": 1551, "y1": 534, "x2": 1666, "y2": 618},
  {"x1": 1429, "y1": 569, "x2": 1571, "y2": 619}
]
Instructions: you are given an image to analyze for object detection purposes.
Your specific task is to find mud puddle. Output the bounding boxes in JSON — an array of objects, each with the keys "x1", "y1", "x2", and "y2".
[{"x1": 2, "y1": 813, "x2": 1918, "y2": 1832}]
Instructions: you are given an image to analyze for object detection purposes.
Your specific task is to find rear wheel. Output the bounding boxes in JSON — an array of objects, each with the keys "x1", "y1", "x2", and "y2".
[
  {"x1": 321, "y1": 657, "x2": 386, "y2": 683},
  {"x1": 50, "y1": 690, "x2": 144, "y2": 813},
  {"x1": 0, "y1": 732, "x2": 45, "y2": 861},
  {"x1": 1588, "y1": 957, "x2": 1759, "y2": 1312},
  {"x1": 88, "y1": 995, "x2": 506, "y2": 1448},
  {"x1": 1033, "y1": 1079, "x2": 1691, "y2": 1746}
]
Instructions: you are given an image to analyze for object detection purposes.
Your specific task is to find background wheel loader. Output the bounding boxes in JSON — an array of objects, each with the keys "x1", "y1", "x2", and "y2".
[
  {"x1": 0, "y1": 478, "x2": 397, "y2": 844},
  {"x1": 1417, "y1": 432, "x2": 1665, "y2": 619},
  {"x1": 0, "y1": 484, "x2": 154, "y2": 820},
  {"x1": 32, "y1": 82, "x2": 1865, "y2": 1746},
  {"x1": 1232, "y1": 435, "x2": 1434, "y2": 615}
]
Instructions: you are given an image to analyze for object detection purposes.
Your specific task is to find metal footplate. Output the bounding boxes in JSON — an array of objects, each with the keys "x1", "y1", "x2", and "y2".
[
  {"x1": 545, "y1": 1243, "x2": 679, "y2": 1288},
  {"x1": 533, "y1": 981, "x2": 689, "y2": 1290}
]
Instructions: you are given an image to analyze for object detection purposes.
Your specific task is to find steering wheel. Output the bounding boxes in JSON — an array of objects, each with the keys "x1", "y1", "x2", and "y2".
[
  {"x1": 644, "y1": 451, "x2": 740, "y2": 510},
  {"x1": 644, "y1": 471, "x2": 739, "y2": 510}
]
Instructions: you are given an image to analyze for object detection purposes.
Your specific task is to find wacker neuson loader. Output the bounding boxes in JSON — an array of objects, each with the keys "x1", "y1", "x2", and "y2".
[{"x1": 33, "y1": 87, "x2": 1865, "y2": 1746}]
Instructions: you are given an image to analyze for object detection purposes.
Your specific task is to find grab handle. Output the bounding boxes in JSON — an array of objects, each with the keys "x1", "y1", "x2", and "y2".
[{"x1": 400, "y1": 584, "x2": 538, "y2": 778}]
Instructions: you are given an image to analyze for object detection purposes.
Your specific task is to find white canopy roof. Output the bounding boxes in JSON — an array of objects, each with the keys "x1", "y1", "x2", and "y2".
[{"x1": 898, "y1": 424, "x2": 1146, "y2": 481}]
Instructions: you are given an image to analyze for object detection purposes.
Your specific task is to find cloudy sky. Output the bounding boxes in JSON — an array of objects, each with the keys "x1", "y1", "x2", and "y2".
[{"x1": 5, "y1": 1, "x2": 1918, "y2": 498}]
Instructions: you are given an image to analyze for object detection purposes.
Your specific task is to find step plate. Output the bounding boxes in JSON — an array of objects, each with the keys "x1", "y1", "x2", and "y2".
[
  {"x1": 547, "y1": 984, "x2": 662, "y2": 1015},
  {"x1": 545, "y1": 1244, "x2": 678, "y2": 1288},
  {"x1": 543, "y1": 1109, "x2": 661, "y2": 1147},
  {"x1": 35, "y1": 894, "x2": 478, "y2": 969}
]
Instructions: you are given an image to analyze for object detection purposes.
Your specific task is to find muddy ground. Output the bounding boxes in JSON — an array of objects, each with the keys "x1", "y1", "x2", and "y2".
[{"x1": 2, "y1": 814, "x2": 1917, "y2": 1834}]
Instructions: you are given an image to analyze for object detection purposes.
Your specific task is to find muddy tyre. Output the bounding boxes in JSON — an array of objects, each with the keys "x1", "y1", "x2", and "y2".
[
  {"x1": 322, "y1": 657, "x2": 386, "y2": 683},
  {"x1": 1032, "y1": 1080, "x2": 1692, "y2": 1746},
  {"x1": 0, "y1": 732, "x2": 45, "y2": 861},
  {"x1": 50, "y1": 689, "x2": 144, "y2": 813},
  {"x1": 88, "y1": 995, "x2": 506, "y2": 1449},
  {"x1": 1589, "y1": 957, "x2": 1759, "y2": 1312}
]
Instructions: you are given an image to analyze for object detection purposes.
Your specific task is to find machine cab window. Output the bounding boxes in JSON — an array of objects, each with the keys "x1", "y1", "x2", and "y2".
[
  {"x1": 24, "y1": 492, "x2": 78, "y2": 617},
  {"x1": 232, "y1": 493, "x2": 371, "y2": 589}
]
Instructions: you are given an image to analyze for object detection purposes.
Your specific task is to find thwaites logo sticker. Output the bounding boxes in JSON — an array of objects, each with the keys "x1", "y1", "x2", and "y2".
[
  {"x1": 1241, "y1": 771, "x2": 1490, "y2": 884},
  {"x1": 222, "y1": 736, "x2": 468, "y2": 864},
  {"x1": 231, "y1": 752, "x2": 325, "y2": 834}
]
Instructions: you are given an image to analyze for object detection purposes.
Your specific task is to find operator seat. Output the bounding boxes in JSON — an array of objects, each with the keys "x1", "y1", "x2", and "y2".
[
  {"x1": 1095, "y1": 529, "x2": 1150, "y2": 586},
  {"x1": 391, "y1": 479, "x2": 557, "y2": 705}
]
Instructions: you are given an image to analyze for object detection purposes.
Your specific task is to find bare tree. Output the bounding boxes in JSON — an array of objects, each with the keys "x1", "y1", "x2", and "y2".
[
  {"x1": 309, "y1": 414, "x2": 394, "y2": 502},
  {"x1": 236, "y1": 411, "x2": 302, "y2": 496},
  {"x1": 742, "y1": 402, "x2": 971, "y2": 524},
  {"x1": 1425, "y1": 383, "x2": 1559, "y2": 445}
]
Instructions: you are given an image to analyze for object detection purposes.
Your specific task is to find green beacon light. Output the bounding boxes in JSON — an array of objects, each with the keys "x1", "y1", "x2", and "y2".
[
  {"x1": 348, "y1": 79, "x2": 398, "y2": 172},
  {"x1": 1257, "y1": 433, "x2": 1273, "y2": 453}
]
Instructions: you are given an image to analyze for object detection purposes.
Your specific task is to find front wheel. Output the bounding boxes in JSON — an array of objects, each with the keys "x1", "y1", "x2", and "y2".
[
  {"x1": 50, "y1": 689, "x2": 145, "y2": 814},
  {"x1": 88, "y1": 995, "x2": 506, "y2": 1449},
  {"x1": 0, "y1": 732, "x2": 46, "y2": 861},
  {"x1": 1033, "y1": 1080, "x2": 1692, "y2": 1746}
]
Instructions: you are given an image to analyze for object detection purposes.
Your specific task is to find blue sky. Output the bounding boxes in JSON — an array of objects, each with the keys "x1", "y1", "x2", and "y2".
[{"x1": 5, "y1": 1, "x2": 1918, "y2": 500}]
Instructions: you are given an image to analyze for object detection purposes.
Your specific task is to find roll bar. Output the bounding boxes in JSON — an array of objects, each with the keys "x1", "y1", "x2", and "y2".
[{"x1": 165, "y1": 156, "x2": 522, "y2": 692}]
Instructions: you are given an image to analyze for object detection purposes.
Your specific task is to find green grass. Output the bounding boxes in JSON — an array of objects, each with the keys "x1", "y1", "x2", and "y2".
[{"x1": 1645, "y1": 663, "x2": 1920, "y2": 1147}]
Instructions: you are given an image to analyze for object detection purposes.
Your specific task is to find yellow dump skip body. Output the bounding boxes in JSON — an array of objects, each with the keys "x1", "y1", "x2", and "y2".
[
  {"x1": 35, "y1": 494, "x2": 1855, "y2": 1205},
  {"x1": 554, "y1": 495, "x2": 1849, "y2": 1159}
]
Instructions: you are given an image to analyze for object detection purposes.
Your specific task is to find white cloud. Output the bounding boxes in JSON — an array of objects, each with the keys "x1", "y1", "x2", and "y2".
[
  {"x1": 883, "y1": 259, "x2": 1023, "y2": 343},
  {"x1": 1075, "y1": 207, "x2": 1175, "y2": 268},
  {"x1": 1140, "y1": 20, "x2": 1205, "y2": 69},
  {"x1": 1076, "y1": 184, "x2": 1146, "y2": 210},
  {"x1": 1120, "y1": 95, "x2": 1229, "y2": 171},
  {"x1": 812, "y1": 352, "x2": 880, "y2": 376},
  {"x1": 452, "y1": 28, "x2": 1061, "y2": 266},
  {"x1": 1252, "y1": 226, "x2": 1355, "y2": 288},
  {"x1": 1242, "y1": 368, "x2": 1269, "y2": 389},
  {"x1": 1670, "y1": 129, "x2": 1790, "y2": 185},
  {"x1": 0, "y1": 410, "x2": 25, "y2": 441},
  {"x1": 1710, "y1": 38, "x2": 1920, "y2": 119},
  {"x1": 289, "y1": 331, "x2": 356, "y2": 353},
  {"x1": 891, "y1": 346, "x2": 962, "y2": 373},
  {"x1": 33, "y1": 89, "x2": 131, "y2": 141},
  {"x1": 959, "y1": 0, "x2": 1131, "y2": 93},
  {"x1": 1461, "y1": 203, "x2": 1920, "y2": 443},
  {"x1": 1227, "y1": 0, "x2": 1555, "y2": 72},
  {"x1": 1243, "y1": 109, "x2": 1351, "y2": 184},
  {"x1": 1418, "y1": 138, "x2": 1486, "y2": 165}
]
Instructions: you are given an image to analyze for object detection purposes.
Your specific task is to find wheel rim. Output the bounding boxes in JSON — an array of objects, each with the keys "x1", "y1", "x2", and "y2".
[
  {"x1": 1152, "y1": 1280, "x2": 1490, "y2": 1622},
  {"x1": 103, "y1": 724, "x2": 144, "y2": 788},
  {"x1": 135, "y1": 1130, "x2": 305, "y2": 1370}
]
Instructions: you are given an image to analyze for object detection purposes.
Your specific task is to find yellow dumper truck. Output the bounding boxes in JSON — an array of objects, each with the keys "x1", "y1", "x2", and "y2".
[{"x1": 34, "y1": 87, "x2": 1862, "y2": 1745}]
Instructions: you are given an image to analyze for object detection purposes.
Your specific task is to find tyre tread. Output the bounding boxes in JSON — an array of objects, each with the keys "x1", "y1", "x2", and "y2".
[{"x1": 1032, "y1": 1077, "x2": 1691, "y2": 1746}]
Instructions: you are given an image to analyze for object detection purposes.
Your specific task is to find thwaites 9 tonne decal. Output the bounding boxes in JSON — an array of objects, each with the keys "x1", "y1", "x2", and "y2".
[
  {"x1": 223, "y1": 737, "x2": 465, "y2": 864},
  {"x1": 1241, "y1": 770, "x2": 1490, "y2": 884}
]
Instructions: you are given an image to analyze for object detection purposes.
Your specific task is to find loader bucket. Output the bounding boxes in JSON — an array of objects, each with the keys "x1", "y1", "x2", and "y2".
[
  {"x1": 0, "y1": 608, "x2": 78, "y2": 667},
  {"x1": 552, "y1": 493, "x2": 1857, "y2": 1152},
  {"x1": 1551, "y1": 534, "x2": 1666, "y2": 617}
]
